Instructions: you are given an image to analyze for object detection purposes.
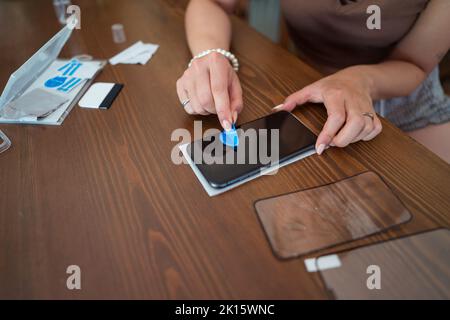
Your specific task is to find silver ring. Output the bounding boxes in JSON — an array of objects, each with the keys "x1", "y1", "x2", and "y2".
[
  {"x1": 181, "y1": 99, "x2": 190, "y2": 107},
  {"x1": 362, "y1": 112, "x2": 374, "y2": 120}
]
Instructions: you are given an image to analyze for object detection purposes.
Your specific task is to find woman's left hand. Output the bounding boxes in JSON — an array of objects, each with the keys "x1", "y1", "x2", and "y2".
[{"x1": 275, "y1": 68, "x2": 383, "y2": 155}]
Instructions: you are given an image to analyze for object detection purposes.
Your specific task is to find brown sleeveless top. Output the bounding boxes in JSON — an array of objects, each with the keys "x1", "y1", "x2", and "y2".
[{"x1": 281, "y1": 0, "x2": 430, "y2": 74}]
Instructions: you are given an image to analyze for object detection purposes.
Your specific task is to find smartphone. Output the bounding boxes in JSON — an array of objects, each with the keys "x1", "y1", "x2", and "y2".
[{"x1": 187, "y1": 111, "x2": 317, "y2": 188}]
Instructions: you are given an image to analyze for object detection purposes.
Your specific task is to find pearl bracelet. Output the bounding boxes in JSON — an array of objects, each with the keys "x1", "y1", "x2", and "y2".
[{"x1": 188, "y1": 48, "x2": 239, "y2": 72}]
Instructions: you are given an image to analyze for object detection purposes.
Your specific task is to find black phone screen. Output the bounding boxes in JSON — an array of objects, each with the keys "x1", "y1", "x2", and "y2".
[{"x1": 187, "y1": 111, "x2": 317, "y2": 188}]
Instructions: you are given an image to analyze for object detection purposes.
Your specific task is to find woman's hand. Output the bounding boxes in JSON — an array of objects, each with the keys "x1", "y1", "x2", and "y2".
[
  {"x1": 176, "y1": 52, "x2": 243, "y2": 130},
  {"x1": 275, "y1": 67, "x2": 382, "y2": 155}
]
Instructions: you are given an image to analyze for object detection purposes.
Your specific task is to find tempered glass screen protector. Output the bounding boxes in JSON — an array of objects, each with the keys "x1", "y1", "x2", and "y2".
[
  {"x1": 255, "y1": 171, "x2": 412, "y2": 258},
  {"x1": 317, "y1": 229, "x2": 450, "y2": 299}
]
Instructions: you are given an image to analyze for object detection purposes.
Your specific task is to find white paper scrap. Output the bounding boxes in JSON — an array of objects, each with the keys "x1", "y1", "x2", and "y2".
[{"x1": 109, "y1": 41, "x2": 159, "y2": 65}]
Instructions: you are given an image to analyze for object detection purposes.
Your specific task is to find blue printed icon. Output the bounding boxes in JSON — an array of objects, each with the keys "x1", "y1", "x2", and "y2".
[
  {"x1": 58, "y1": 77, "x2": 82, "y2": 92},
  {"x1": 45, "y1": 76, "x2": 67, "y2": 88},
  {"x1": 44, "y1": 59, "x2": 84, "y2": 93},
  {"x1": 58, "y1": 59, "x2": 83, "y2": 76},
  {"x1": 220, "y1": 123, "x2": 239, "y2": 147}
]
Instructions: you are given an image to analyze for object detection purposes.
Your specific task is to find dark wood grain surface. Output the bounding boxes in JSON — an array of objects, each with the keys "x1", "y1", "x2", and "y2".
[{"x1": 0, "y1": 0, "x2": 449, "y2": 299}]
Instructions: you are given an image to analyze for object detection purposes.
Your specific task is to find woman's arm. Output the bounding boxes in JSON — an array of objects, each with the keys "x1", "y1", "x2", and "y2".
[
  {"x1": 278, "y1": 0, "x2": 450, "y2": 154},
  {"x1": 177, "y1": 0, "x2": 243, "y2": 130},
  {"x1": 185, "y1": 0, "x2": 234, "y2": 55},
  {"x1": 357, "y1": 0, "x2": 450, "y2": 100}
]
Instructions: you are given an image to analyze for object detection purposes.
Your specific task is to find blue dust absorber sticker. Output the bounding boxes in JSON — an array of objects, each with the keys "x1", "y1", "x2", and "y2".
[{"x1": 220, "y1": 123, "x2": 239, "y2": 147}]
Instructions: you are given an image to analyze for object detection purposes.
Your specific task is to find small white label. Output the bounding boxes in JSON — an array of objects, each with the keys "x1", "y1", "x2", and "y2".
[
  {"x1": 304, "y1": 254, "x2": 342, "y2": 273},
  {"x1": 304, "y1": 258, "x2": 319, "y2": 272}
]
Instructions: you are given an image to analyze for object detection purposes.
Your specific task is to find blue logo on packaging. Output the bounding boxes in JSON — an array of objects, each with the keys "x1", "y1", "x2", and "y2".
[{"x1": 44, "y1": 59, "x2": 83, "y2": 93}]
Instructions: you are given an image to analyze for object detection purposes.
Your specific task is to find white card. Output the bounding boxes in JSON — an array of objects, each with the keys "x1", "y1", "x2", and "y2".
[{"x1": 78, "y1": 82, "x2": 115, "y2": 109}]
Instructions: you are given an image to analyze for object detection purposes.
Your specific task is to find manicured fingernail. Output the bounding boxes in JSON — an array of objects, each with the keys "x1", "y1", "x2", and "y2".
[
  {"x1": 222, "y1": 120, "x2": 231, "y2": 131},
  {"x1": 316, "y1": 144, "x2": 326, "y2": 155},
  {"x1": 273, "y1": 104, "x2": 283, "y2": 111},
  {"x1": 232, "y1": 111, "x2": 238, "y2": 123},
  {"x1": 330, "y1": 142, "x2": 336, "y2": 147}
]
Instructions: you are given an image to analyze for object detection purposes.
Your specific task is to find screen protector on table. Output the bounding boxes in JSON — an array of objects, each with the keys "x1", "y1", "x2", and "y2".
[
  {"x1": 316, "y1": 229, "x2": 450, "y2": 299},
  {"x1": 255, "y1": 171, "x2": 412, "y2": 258}
]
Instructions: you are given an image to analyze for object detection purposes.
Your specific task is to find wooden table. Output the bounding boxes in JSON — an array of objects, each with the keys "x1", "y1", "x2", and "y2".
[{"x1": 0, "y1": 0, "x2": 449, "y2": 299}]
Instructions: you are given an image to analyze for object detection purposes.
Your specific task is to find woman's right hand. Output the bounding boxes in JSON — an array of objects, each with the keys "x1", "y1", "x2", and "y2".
[{"x1": 176, "y1": 52, "x2": 243, "y2": 131}]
